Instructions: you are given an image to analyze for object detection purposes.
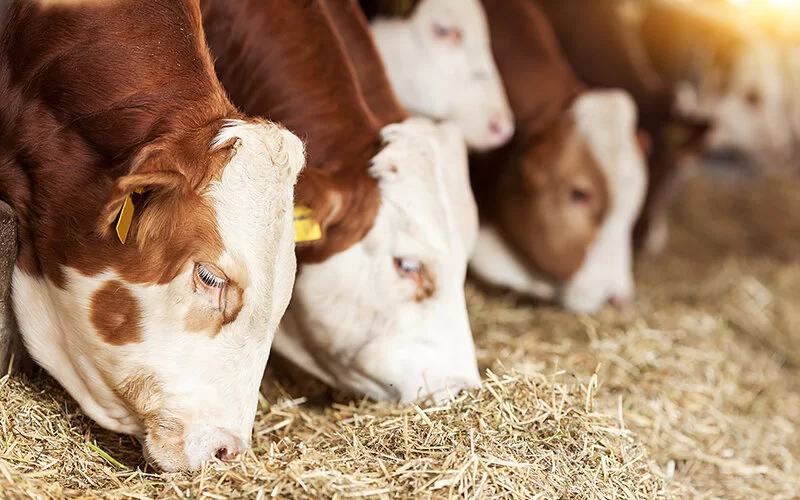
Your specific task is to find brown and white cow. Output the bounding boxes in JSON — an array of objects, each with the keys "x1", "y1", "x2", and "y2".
[
  {"x1": 640, "y1": 0, "x2": 795, "y2": 169},
  {"x1": 536, "y1": 0, "x2": 712, "y2": 254},
  {"x1": 201, "y1": 0, "x2": 481, "y2": 403},
  {"x1": 469, "y1": 0, "x2": 648, "y2": 314},
  {"x1": 363, "y1": 0, "x2": 515, "y2": 151},
  {"x1": 0, "y1": 0, "x2": 305, "y2": 471}
]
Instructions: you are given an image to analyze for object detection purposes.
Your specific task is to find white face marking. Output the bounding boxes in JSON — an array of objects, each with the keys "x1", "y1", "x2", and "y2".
[
  {"x1": 469, "y1": 91, "x2": 647, "y2": 314},
  {"x1": 273, "y1": 118, "x2": 481, "y2": 404},
  {"x1": 12, "y1": 121, "x2": 305, "y2": 471},
  {"x1": 560, "y1": 91, "x2": 647, "y2": 313},
  {"x1": 370, "y1": 0, "x2": 514, "y2": 151},
  {"x1": 678, "y1": 41, "x2": 795, "y2": 166}
]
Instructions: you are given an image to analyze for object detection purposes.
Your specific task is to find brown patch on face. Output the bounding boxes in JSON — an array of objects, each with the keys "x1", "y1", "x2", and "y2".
[
  {"x1": 223, "y1": 284, "x2": 244, "y2": 324},
  {"x1": 413, "y1": 268, "x2": 436, "y2": 302},
  {"x1": 185, "y1": 305, "x2": 224, "y2": 338},
  {"x1": 116, "y1": 373, "x2": 188, "y2": 468},
  {"x1": 481, "y1": 116, "x2": 609, "y2": 284},
  {"x1": 184, "y1": 279, "x2": 244, "y2": 337},
  {"x1": 90, "y1": 280, "x2": 143, "y2": 345},
  {"x1": 116, "y1": 372, "x2": 163, "y2": 419}
]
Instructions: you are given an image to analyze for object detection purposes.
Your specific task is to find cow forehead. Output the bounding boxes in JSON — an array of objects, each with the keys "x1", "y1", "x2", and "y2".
[
  {"x1": 571, "y1": 91, "x2": 643, "y2": 186},
  {"x1": 369, "y1": 121, "x2": 469, "y2": 255},
  {"x1": 417, "y1": 0, "x2": 487, "y2": 32}
]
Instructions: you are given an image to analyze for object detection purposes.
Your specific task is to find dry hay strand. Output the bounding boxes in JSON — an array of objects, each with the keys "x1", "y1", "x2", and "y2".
[{"x1": 2, "y1": 170, "x2": 800, "y2": 499}]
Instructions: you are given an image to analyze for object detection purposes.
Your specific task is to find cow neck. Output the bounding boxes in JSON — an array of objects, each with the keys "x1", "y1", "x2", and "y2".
[
  {"x1": 198, "y1": 0, "x2": 383, "y2": 264},
  {"x1": 322, "y1": 0, "x2": 410, "y2": 126}
]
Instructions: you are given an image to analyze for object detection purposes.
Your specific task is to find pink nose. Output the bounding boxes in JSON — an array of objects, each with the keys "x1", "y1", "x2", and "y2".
[
  {"x1": 607, "y1": 294, "x2": 633, "y2": 310},
  {"x1": 486, "y1": 118, "x2": 515, "y2": 148},
  {"x1": 184, "y1": 429, "x2": 248, "y2": 470}
]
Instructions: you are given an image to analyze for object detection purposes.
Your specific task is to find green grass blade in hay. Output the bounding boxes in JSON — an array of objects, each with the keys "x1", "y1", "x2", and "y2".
[{"x1": 86, "y1": 441, "x2": 128, "y2": 470}]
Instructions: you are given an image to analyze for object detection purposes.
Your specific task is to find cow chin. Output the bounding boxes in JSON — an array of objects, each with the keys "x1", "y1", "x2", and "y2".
[{"x1": 274, "y1": 286, "x2": 482, "y2": 405}]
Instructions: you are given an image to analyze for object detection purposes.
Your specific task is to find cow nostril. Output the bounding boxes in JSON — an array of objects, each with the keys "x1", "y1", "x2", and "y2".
[
  {"x1": 488, "y1": 119, "x2": 504, "y2": 136},
  {"x1": 214, "y1": 447, "x2": 236, "y2": 461}
]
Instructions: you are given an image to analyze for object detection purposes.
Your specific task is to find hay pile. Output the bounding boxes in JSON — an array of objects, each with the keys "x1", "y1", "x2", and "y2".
[{"x1": 2, "y1": 170, "x2": 800, "y2": 499}]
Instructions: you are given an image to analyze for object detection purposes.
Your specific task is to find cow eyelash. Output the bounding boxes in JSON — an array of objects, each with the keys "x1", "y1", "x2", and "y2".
[{"x1": 196, "y1": 264, "x2": 227, "y2": 289}]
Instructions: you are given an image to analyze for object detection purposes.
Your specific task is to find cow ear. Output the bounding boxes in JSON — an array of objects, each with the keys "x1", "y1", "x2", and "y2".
[
  {"x1": 293, "y1": 168, "x2": 344, "y2": 245},
  {"x1": 98, "y1": 169, "x2": 191, "y2": 245}
]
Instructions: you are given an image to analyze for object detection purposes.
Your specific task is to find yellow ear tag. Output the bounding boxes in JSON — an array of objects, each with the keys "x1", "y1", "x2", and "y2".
[
  {"x1": 293, "y1": 206, "x2": 322, "y2": 243},
  {"x1": 115, "y1": 187, "x2": 145, "y2": 245}
]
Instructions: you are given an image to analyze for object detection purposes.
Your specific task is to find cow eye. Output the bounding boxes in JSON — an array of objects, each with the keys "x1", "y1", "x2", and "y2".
[
  {"x1": 195, "y1": 263, "x2": 227, "y2": 290},
  {"x1": 570, "y1": 188, "x2": 592, "y2": 204},
  {"x1": 745, "y1": 88, "x2": 761, "y2": 108},
  {"x1": 433, "y1": 23, "x2": 462, "y2": 44},
  {"x1": 394, "y1": 257, "x2": 422, "y2": 276}
]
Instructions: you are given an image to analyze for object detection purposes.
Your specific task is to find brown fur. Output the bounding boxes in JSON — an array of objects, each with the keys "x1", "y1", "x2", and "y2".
[
  {"x1": 184, "y1": 279, "x2": 243, "y2": 338},
  {"x1": 320, "y1": 0, "x2": 409, "y2": 126},
  {"x1": 535, "y1": 0, "x2": 712, "y2": 252},
  {"x1": 472, "y1": 0, "x2": 609, "y2": 283},
  {"x1": 0, "y1": 0, "x2": 245, "y2": 293},
  {"x1": 90, "y1": 280, "x2": 143, "y2": 345},
  {"x1": 115, "y1": 373, "x2": 187, "y2": 457},
  {"x1": 201, "y1": 0, "x2": 383, "y2": 264}
]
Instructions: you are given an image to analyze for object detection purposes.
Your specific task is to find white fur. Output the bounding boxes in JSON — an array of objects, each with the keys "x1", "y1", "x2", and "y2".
[
  {"x1": 12, "y1": 121, "x2": 305, "y2": 471},
  {"x1": 676, "y1": 40, "x2": 795, "y2": 167},
  {"x1": 470, "y1": 91, "x2": 648, "y2": 314},
  {"x1": 370, "y1": 0, "x2": 514, "y2": 151},
  {"x1": 273, "y1": 118, "x2": 481, "y2": 404}
]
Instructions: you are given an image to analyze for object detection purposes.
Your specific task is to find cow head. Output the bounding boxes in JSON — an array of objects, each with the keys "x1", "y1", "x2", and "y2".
[
  {"x1": 13, "y1": 120, "x2": 305, "y2": 471},
  {"x1": 676, "y1": 40, "x2": 795, "y2": 168},
  {"x1": 471, "y1": 91, "x2": 648, "y2": 314},
  {"x1": 370, "y1": 0, "x2": 514, "y2": 152},
  {"x1": 274, "y1": 118, "x2": 481, "y2": 403}
]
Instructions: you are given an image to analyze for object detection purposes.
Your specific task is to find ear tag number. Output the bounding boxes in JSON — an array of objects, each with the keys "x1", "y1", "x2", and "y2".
[
  {"x1": 115, "y1": 187, "x2": 145, "y2": 245},
  {"x1": 293, "y1": 206, "x2": 322, "y2": 243}
]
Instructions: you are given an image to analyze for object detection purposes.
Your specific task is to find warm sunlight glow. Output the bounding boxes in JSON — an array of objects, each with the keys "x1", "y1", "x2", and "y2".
[{"x1": 727, "y1": 0, "x2": 800, "y2": 9}]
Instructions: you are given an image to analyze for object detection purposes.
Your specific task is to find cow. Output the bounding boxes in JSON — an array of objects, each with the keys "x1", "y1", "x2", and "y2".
[
  {"x1": 468, "y1": 0, "x2": 648, "y2": 314},
  {"x1": 0, "y1": 0, "x2": 305, "y2": 472},
  {"x1": 639, "y1": 0, "x2": 795, "y2": 169},
  {"x1": 535, "y1": 0, "x2": 712, "y2": 254},
  {"x1": 200, "y1": 0, "x2": 481, "y2": 403},
  {"x1": 362, "y1": 0, "x2": 514, "y2": 152}
]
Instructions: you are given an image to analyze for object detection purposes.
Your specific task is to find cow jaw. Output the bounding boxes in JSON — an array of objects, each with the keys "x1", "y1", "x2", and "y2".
[
  {"x1": 274, "y1": 119, "x2": 481, "y2": 404},
  {"x1": 12, "y1": 121, "x2": 305, "y2": 471},
  {"x1": 370, "y1": 0, "x2": 514, "y2": 152}
]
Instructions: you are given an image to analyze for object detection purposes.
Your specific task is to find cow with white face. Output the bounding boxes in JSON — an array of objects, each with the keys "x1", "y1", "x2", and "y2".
[
  {"x1": 470, "y1": 0, "x2": 648, "y2": 314},
  {"x1": 1, "y1": 0, "x2": 304, "y2": 472},
  {"x1": 201, "y1": 0, "x2": 481, "y2": 403},
  {"x1": 674, "y1": 41, "x2": 796, "y2": 168},
  {"x1": 367, "y1": 0, "x2": 515, "y2": 151},
  {"x1": 276, "y1": 122, "x2": 479, "y2": 402}
]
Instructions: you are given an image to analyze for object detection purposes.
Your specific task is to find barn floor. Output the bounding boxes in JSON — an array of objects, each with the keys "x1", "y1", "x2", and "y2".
[{"x1": 2, "y1": 169, "x2": 800, "y2": 499}]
